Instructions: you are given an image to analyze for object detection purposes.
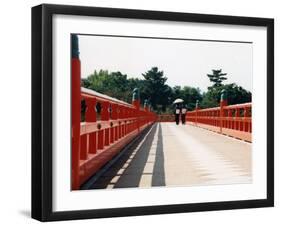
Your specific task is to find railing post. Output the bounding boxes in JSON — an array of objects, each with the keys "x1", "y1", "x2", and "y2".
[
  {"x1": 234, "y1": 107, "x2": 239, "y2": 130},
  {"x1": 71, "y1": 34, "x2": 81, "y2": 190},
  {"x1": 244, "y1": 107, "x2": 250, "y2": 132},
  {"x1": 144, "y1": 99, "x2": 149, "y2": 125},
  {"x1": 228, "y1": 109, "x2": 232, "y2": 129},
  {"x1": 118, "y1": 105, "x2": 123, "y2": 138},
  {"x1": 101, "y1": 101, "x2": 110, "y2": 121},
  {"x1": 220, "y1": 89, "x2": 227, "y2": 133},
  {"x1": 115, "y1": 105, "x2": 120, "y2": 140},
  {"x1": 144, "y1": 99, "x2": 149, "y2": 111},
  {"x1": 195, "y1": 100, "x2": 199, "y2": 126},
  {"x1": 85, "y1": 98, "x2": 96, "y2": 122},
  {"x1": 111, "y1": 104, "x2": 117, "y2": 119},
  {"x1": 101, "y1": 101, "x2": 110, "y2": 146},
  {"x1": 97, "y1": 123, "x2": 104, "y2": 150},
  {"x1": 85, "y1": 98, "x2": 97, "y2": 154},
  {"x1": 80, "y1": 134, "x2": 88, "y2": 160},
  {"x1": 132, "y1": 88, "x2": 140, "y2": 133},
  {"x1": 110, "y1": 104, "x2": 117, "y2": 143}
]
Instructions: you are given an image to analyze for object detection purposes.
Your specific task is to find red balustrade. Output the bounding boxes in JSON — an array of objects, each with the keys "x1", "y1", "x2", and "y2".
[
  {"x1": 72, "y1": 87, "x2": 156, "y2": 189},
  {"x1": 186, "y1": 101, "x2": 252, "y2": 142}
]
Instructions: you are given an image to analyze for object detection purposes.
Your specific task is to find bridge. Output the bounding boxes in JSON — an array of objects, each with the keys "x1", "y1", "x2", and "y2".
[{"x1": 71, "y1": 35, "x2": 252, "y2": 190}]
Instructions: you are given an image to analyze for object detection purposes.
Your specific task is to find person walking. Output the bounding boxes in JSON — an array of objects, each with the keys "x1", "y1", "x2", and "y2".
[
  {"x1": 175, "y1": 103, "x2": 181, "y2": 125},
  {"x1": 181, "y1": 104, "x2": 187, "y2": 125}
]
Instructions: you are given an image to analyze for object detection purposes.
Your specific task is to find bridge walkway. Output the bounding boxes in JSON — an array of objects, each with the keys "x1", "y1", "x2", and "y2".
[{"x1": 87, "y1": 122, "x2": 251, "y2": 189}]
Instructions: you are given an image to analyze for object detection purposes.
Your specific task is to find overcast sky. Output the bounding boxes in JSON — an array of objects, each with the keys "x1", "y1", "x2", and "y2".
[{"x1": 78, "y1": 35, "x2": 252, "y2": 93}]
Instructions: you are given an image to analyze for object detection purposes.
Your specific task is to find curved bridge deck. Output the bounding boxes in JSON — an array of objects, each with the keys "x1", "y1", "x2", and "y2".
[{"x1": 86, "y1": 122, "x2": 252, "y2": 189}]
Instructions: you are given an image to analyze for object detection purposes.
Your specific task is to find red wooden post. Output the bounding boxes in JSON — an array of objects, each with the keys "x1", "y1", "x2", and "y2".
[
  {"x1": 220, "y1": 89, "x2": 227, "y2": 133},
  {"x1": 89, "y1": 132, "x2": 97, "y2": 154},
  {"x1": 101, "y1": 101, "x2": 110, "y2": 146},
  {"x1": 119, "y1": 105, "x2": 123, "y2": 120},
  {"x1": 111, "y1": 104, "x2": 118, "y2": 120},
  {"x1": 104, "y1": 128, "x2": 110, "y2": 146},
  {"x1": 110, "y1": 103, "x2": 116, "y2": 143},
  {"x1": 235, "y1": 107, "x2": 239, "y2": 130},
  {"x1": 101, "y1": 101, "x2": 110, "y2": 121},
  {"x1": 118, "y1": 106, "x2": 124, "y2": 138},
  {"x1": 115, "y1": 105, "x2": 119, "y2": 140},
  {"x1": 244, "y1": 107, "x2": 250, "y2": 132},
  {"x1": 132, "y1": 88, "x2": 140, "y2": 133},
  {"x1": 115, "y1": 125, "x2": 118, "y2": 141},
  {"x1": 195, "y1": 100, "x2": 199, "y2": 125},
  {"x1": 71, "y1": 34, "x2": 81, "y2": 190},
  {"x1": 144, "y1": 99, "x2": 149, "y2": 125},
  {"x1": 110, "y1": 122, "x2": 114, "y2": 143},
  {"x1": 118, "y1": 121, "x2": 122, "y2": 139},
  {"x1": 249, "y1": 108, "x2": 252, "y2": 132},
  {"x1": 124, "y1": 107, "x2": 128, "y2": 135},
  {"x1": 97, "y1": 123, "x2": 104, "y2": 150},
  {"x1": 239, "y1": 108, "x2": 243, "y2": 131},
  {"x1": 85, "y1": 98, "x2": 96, "y2": 122},
  {"x1": 228, "y1": 109, "x2": 232, "y2": 129},
  {"x1": 80, "y1": 134, "x2": 88, "y2": 160},
  {"x1": 85, "y1": 98, "x2": 97, "y2": 154}
]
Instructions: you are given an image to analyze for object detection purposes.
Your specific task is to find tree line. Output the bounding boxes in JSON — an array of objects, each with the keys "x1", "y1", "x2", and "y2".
[{"x1": 81, "y1": 67, "x2": 251, "y2": 114}]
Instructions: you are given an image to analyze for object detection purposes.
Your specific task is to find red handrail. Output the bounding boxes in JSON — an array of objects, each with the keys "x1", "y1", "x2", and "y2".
[
  {"x1": 186, "y1": 101, "x2": 252, "y2": 142},
  {"x1": 72, "y1": 87, "x2": 156, "y2": 189}
]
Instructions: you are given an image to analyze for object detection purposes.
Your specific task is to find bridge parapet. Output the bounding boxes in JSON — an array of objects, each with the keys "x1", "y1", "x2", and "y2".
[
  {"x1": 73, "y1": 88, "x2": 156, "y2": 190},
  {"x1": 187, "y1": 99, "x2": 252, "y2": 142}
]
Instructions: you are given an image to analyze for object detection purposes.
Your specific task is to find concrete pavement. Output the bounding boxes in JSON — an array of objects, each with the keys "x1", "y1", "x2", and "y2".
[{"x1": 88, "y1": 122, "x2": 252, "y2": 189}]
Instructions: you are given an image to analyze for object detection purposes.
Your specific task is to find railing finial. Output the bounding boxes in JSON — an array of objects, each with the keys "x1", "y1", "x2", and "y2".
[
  {"x1": 132, "y1": 88, "x2": 140, "y2": 101},
  {"x1": 144, "y1": 99, "x2": 148, "y2": 107},
  {"x1": 220, "y1": 89, "x2": 227, "y2": 101},
  {"x1": 71, "y1": 34, "x2": 80, "y2": 59},
  {"x1": 196, "y1": 100, "x2": 199, "y2": 109}
]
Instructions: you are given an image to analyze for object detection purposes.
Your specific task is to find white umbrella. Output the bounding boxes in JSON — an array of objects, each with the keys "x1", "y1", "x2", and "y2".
[{"x1": 173, "y1": 98, "x2": 184, "y2": 104}]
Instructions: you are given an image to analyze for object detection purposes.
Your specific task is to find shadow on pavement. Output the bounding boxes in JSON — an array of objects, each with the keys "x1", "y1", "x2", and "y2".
[
  {"x1": 152, "y1": 124, "x2": 165, "y2": 186},
  {"x1": 89, "y1": 123, "x2": 166, "y2": 189}
]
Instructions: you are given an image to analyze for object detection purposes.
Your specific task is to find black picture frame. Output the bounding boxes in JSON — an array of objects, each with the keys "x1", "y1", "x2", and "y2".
[{"x1": 32, "y1": 4, "x2": 274, "y2": 222}]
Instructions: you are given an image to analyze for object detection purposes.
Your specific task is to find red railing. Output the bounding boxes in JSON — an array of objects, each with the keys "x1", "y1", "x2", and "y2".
[
  {"x1": 71, "y1": 35, "x2": 156, "y2": 189},
  {"x1": 186, "y1": 100, "x2": 252, "y2": 142},
  {"x1": 72, "y1": 88, "x2": 156, "y2": 189}
]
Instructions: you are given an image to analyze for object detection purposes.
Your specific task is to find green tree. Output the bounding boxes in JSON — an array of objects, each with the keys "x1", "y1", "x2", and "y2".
[
  {"x1": 207, "y1": 69, "x2": 227, "y2": 89},
  {"x1": 171, "y1": 86, "x2": 182, "y2": 99},
  {"x1": 170, "y1": 86, "x2": 202, "y2": 111},
  {"x1": 81, "y1": 67, "x2": 251, "y2": 114},
  {"x1": 81, "y1": 70, "x2": 130, "y2": 102},
  {"x1": 182, "y1": 86, "x2": 202, "y2": 110},
  {"x1": 201, "y1": 83, "x2": 251, "y2": 108},
  {"x1": 222, "y1": 83, "x2": 252, "y2": 105},
  {"x1": 142, "y1": 67, "x2": 170, "y2": 112},
  {"x1": 83, "y1": 69, "x2": 110, "y2": 93}
]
